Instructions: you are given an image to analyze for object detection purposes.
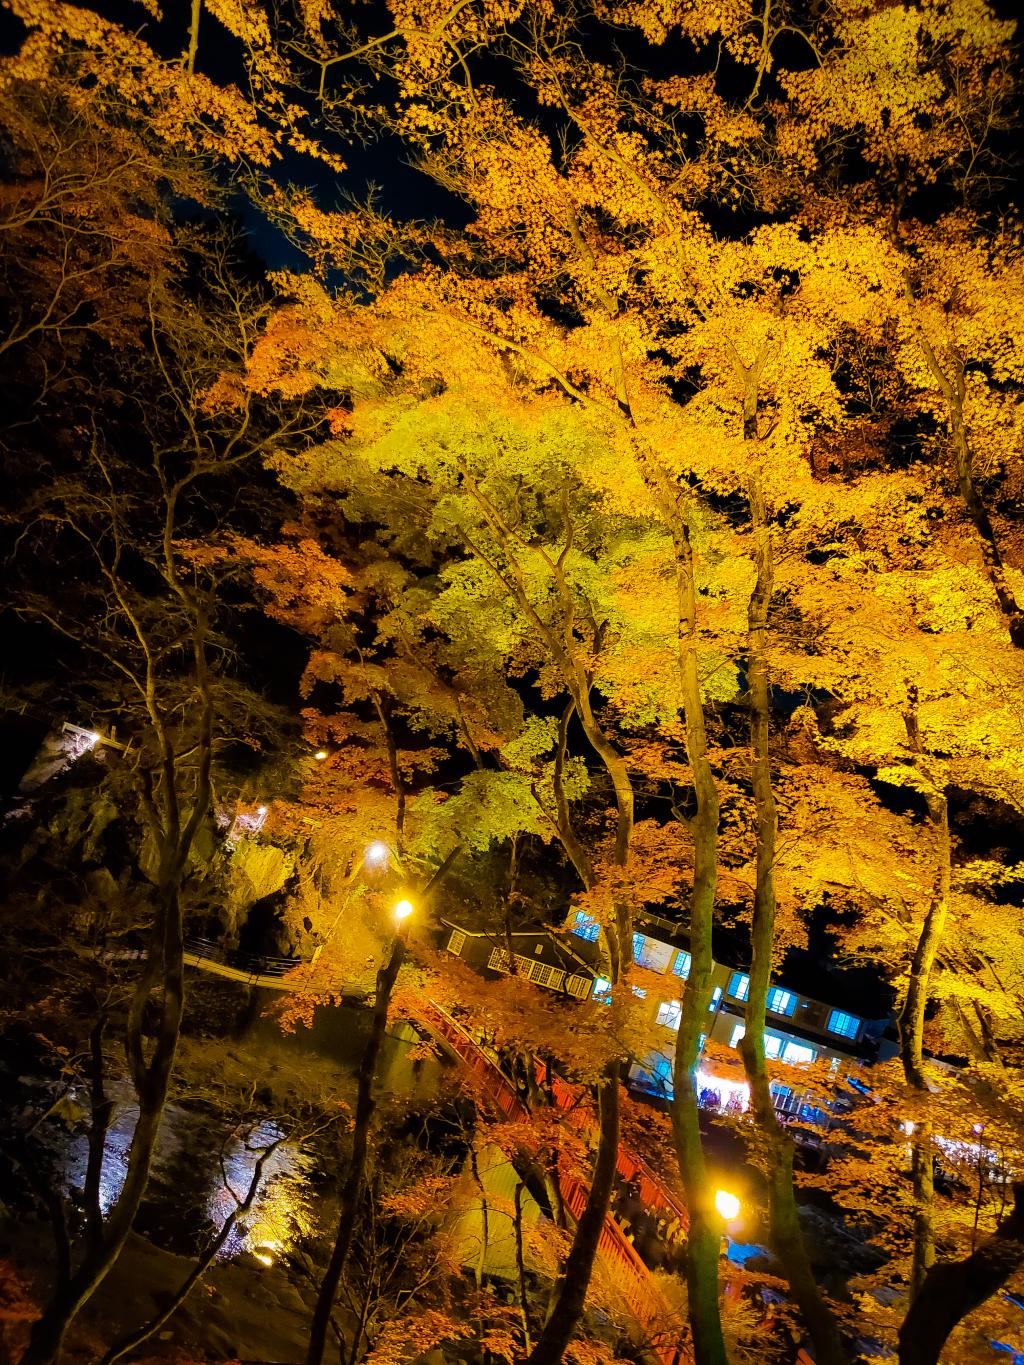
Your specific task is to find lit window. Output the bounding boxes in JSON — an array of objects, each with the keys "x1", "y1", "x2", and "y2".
[
  {"x1": 572, "y1": 911, "x2": 600, "y2": 942},
  {"x1": 698, "y1": 1033, "x2": 707, "y2": 1053},
  {"x1": 645, "y1": 1052, "x2": 674, "y2": 1095},
  {"x1": 766, "y1": 987, "x2": 796, "y2": 1017},
  {"x1": 728, "y1": 972, "x2": 749, "y2": 1002},
  {"x1": 632, "y1": 933, "x2": 674, "y2": 973},
  {"x1": 826, "y1": 1009, "x2": 860, "y2": 1040},
  {"x1": 782, "y1": 1040, "x2": 816, "y2": 1065},
  {"x1": 673, "y1": 950, "x2": 691, "y2": 979},
  {"x1": 657, "y1": 999, "x2": 682, "y2": 1030},
  {"x1": 631, "y1": 984, "x2": 647, "y2": 1000},
  {"x1": 593, "y1": 976, "x2": 611, "y2": 1003},
  {"x1": 764, "y1": 1032, "x2": 783, "y2": 1059},
  {"x1": 730, "y1": 1024, "x2": 746, "y2": 1049},
  {"x1": 709, "y1": 985, "x2": 723, "y2": 1011}
]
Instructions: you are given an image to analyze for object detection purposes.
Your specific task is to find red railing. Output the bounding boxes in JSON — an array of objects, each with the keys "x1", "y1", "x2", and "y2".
[
  {"x1": 531, "y1": 1057, "x2": 689, "y2": 1230},
  {"x1": 425, "y1": 1003, "x2": 690, "y2": 1365}
]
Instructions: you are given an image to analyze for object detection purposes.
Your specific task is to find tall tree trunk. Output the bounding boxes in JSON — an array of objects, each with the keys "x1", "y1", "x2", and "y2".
[
  {"x1": 514, "y1": 1180, "x2": 534, "y2": 1352},
  {"x1": 526, "y1": 1069, "x2": 620, "y2": 1365},
  {"x1": 899, "y1": 698, "x2": 951, "y2": 1302},
  {"x1": 306, "y1": 931, "x2": 406, "y2": 1365},
  {"x1": 737, "y1": 472, "x2": 847, "y2": 1365},
  {"x1": 898, "y1": 1183, "x2": 1024, "y2": 1365},
  {"x1": 668, "y1": 507, "x2": 728, "y2": 1365},
  {"x1": 630, "y1": 434, "x2": 728, "y2": 1365},
  {"x1": 83, "y1": 1012, "x2": 113, "y2": 1253},
  {"x1": 900, "y1": 270, "x2": 1024, "y2": 647},
  {"x1": 23, "y1": 881, "x2": 186, "y2": 1365}
]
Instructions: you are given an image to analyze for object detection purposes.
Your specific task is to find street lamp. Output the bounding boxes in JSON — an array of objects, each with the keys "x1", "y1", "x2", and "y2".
[
  {"x1": 715, "y1": 1189, "x2": 741, "y2": 1223},
  {"x1": 365, "y1": 841, "x2": 390, "y2": 870},
  {"x1": 314, "y1": 749, "x2": 329, "y2": 761},
  {"x1": 394, "y1": 899, "x2": 415, "y2": 924}
]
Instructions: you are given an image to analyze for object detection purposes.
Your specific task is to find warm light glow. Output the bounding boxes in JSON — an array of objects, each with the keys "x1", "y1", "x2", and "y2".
[
  {"x1": 314, "y1": 749, "x2": 328, "y2": 761},
  {"x1": 365, "y1": 841, "x2": 390, "y2": 868},
  {"x1": 394, "y1": 899, "x2": 414, "y2": 923},
  {"x1": 715, "y1": 1189, "x2": 741, "y2": 1222},
  {"x1": 696, "y1": 1069, "x2": 750, "y2": 1111},
  {"x1": 256, "y1": 805, "x2": 268, "y2": 816},
  {"x1": 86, "y1": 731, "x2": 101, "y2": 749},
  {"x1": 254, "y1": 1250, "x2": 274, "y2": 1266}
]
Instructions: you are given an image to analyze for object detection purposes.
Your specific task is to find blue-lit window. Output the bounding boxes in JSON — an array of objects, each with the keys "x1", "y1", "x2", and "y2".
[
  {"x1": 572, "y1": 910, "x2": 600, "y2": 941},
  {"x1": 782, "y1": 1040, "x2": 816, "y2": 1065},
  {"x1": 698, "y1": 1032, "x2": 707, "y2": 1053},
  {"x1": 641, "y1": 1051, "x2": 674, "y2": 1097},
  {"x1": 672, "y1": 950, "x2": 691, "y2": 979},
  {"x1": 764, "y1": 1032, "x2": 783, "y2": 1059},
  {"x1": 656, "y1": 999, "x2": 681, "y2": 1030},
  {"x1": 633, "y1": 933, "x2": 674, "y2": 972},
  {"x1": 767, "y1": 987, "x2": 796, "y2": 1017},
  {"x1": 728, "y1": 972, "x2": 749, "y2": 1002},
  {"x1": 708, "y1": 985, "x2": 723, "y2": 1011},
  {"x1": 593, "y1": 976, "x2": 611, "y2": 1003},
  {"x1": 730, "y1": 1023, "x2": 745, "y2": 1049},
  {"x1": 631, "y1": 984, "x2": 647, "y2": 1000},
  {"x1": 827, "y1": 1009, "x2": 860, "y2": 1040}
]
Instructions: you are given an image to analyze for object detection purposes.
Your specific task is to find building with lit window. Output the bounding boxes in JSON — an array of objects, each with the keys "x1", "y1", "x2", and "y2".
[{"x1": 441, "y1": 911, "x2": 885, "y2": 1118}]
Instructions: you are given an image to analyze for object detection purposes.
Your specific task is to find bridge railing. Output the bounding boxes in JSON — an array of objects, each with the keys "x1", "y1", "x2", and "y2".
[{"x1": 425, "y1": 1003, "x2": 690, "y2": 1365}]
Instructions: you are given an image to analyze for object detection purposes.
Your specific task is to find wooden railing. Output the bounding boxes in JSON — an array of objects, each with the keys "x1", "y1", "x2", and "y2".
[{"x1": 425, "y1": 1003, "x2": 691, "y2": 1365}]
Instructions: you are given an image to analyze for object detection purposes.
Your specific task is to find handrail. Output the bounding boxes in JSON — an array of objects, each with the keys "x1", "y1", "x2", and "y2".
[
  {"x1": 179, "y1": 951, "x2": 691, "y2": 1360},
  {"x1": 424, "y1": 1002, "x2": 690, "y2": 1364}
]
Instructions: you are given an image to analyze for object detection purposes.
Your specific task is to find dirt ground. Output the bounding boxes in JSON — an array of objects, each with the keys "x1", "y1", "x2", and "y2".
[{"x1": 5, "y1": 1224, "x2": 315, "y2": 1364}]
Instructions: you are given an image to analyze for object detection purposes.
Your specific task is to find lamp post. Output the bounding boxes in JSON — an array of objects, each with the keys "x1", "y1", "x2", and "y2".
[
  {"x1": 714, "y1": 1189, "x2": 741, "y2": 1224},
  {"x1": 306, "y1": 894, "x2": 415, "y2": 1365}
]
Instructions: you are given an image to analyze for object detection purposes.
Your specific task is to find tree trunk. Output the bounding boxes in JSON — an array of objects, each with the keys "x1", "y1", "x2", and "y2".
[
  {"x1": 668, "y1": 514, "x2": 729, "y2": 1365},
  {"x1": 514, "y1": 1180, "x2": 534, "y2": 1352},
  {"x1": 526, "y1": 1067, "x2": 620, "y2": 1365},
  {"x1": 22, "y1": 882, "x2": 186, "y2": 1365},
  {"x1": 898, "y1": 1184, "x2": 1024, "y2": 1365},
  {"x1": 83, "y1": 1013, "x2": 113, "y2": 1253},
  {"x1": 898, "y1": 697, "x2": 951, "y2": 1302},
  {"x1": 306, "y1": 932, "x2": 406, "y2": 1365},
  {"x1": 900, "y1": 271, "x2": 1024, "y2": 647},
  {"x1": 738, "y1": 472, "x2": 848, "y2": 1365}
]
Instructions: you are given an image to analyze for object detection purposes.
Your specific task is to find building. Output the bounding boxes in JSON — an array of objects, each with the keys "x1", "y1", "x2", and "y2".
[{"x1": 441, "y1": 910, "x2": 878, "y2": 1120}]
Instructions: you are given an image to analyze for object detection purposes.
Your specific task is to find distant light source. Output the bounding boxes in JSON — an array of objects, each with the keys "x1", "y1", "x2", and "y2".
[
  {"x1": 365, "y1": 841, "x2": 390, "y2": 868},
  {"x1": 715, "y1": 1189, "x2": 741, "y2": 1223},
  {"x1": 254, "y1": 1250, "x2": 273, "y2": 1266},
  {"x1": 973, "y1": 1123, "x2": 985, "y2": 1136},
  {"x1": 256, "y1": 805, "x2": 268, "y2": 816},
  {"x1": 86, "y1": 731, "x2": 101, "y2": 749},
  {"x1": 314, "y1": 749, "x2": 328, "y2": 761},
  {"x1": 394, "y1": 899, "x2": 414, "y2": 923}
]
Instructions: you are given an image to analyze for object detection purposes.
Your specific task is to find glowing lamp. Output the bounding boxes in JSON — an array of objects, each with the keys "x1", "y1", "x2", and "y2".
[
  {"x1": 314, "y1": 749, "x2": 328, "y2": 761},
  {"x1": 714, "y1": 1189, "x2": 741, "y2": 1223},
  {"x1": 257, "y1": 805, "x2": 268, "y2": 816},
  {"x1": 86, "y1": 731, "x2": 101, "y2": 748},
  {"x1": 254, "y1": 1250, "x2": 274, "y2": 1266},
  {"x1": 394, "y1": 899, "x2": 415, "y2": 923},
  {"x1": 365, "y1": 841, "x2": 390, "y2": 868}
]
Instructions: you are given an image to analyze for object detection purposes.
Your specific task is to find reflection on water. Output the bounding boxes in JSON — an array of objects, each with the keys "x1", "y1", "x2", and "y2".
[
  {"x1": 206, "y1": 1119, "x2": 314, "y2": 1263},
  {"x1": 59, "y1": 1098, "x2": 314, "y2": 1265}
]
